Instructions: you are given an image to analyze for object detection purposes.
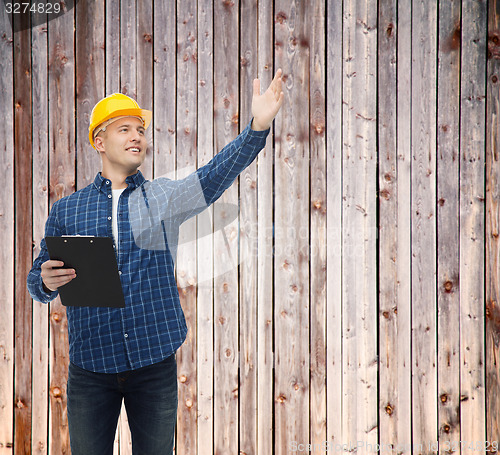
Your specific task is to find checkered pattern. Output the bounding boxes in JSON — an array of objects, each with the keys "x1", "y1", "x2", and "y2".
[{"x1": 27, "y1": 120, "x2": 269, "y2": 373}]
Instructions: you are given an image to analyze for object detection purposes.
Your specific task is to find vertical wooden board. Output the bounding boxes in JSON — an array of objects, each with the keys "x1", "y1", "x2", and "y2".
[
  {"x1": 31, "y1": 11, "x2": 49, "y2": 455},
  {"x1": 239, "y1": 1, "x2": 258, "y2": 454},
  {"x1": 341, "y1": 0, "x2": 378, "y2": 448},
  {"x1": 436, "y1": 0, "x2": 461, "y2": 451},
  {"x1": 309, "y1": 0, "x2": 327, "y2": 449},
  {"x1": 378, "y1": 0, "x2": 399, "y2": 449},
  {"x1": 105, "y1": 0, "x2": 120, "y2": 94},
  {"x1": 0, "y1": 4, "x2": 14, "y2": 453},
  {"x1": 395, "y1": 0, "x2": 412, "y2": 451},
  {"x1": 120, "y1": 0, "x2": 137, "y2": 98},
  {"x1": 274, "y1": 1, "x2": 310, "y2": 453},
  {"x1": 459, "y1": 1, "x2": 487, "y2": 452},
  {"x1": 213, "y1": 1, "x2": 239, "y2": 454},
  {"x1": 256, "y1": 2, "x2": 274, "y2": 454},
  {"x1": 326, "y1": 0, "x2": 343, "y2": 447},
  {"x1": 153, "y1": 0, "x2": 176, "y2": 178},
  {"x1": 118, "y1": 3, "x2": 137, "y2": 450},
  {"x1": 175, "y1": 0, "x2": 198, "y2": 453},
  {"x1": 76, "y1": 0, "x2": 104, "y2": 189},
  {"x1": 196, "y1": 0, "x2": 214, "y2": 452},
  {"x1": 486, "y1": 0, "x2": 500, "y2": 445},
  {"x1": 137, "y1": 0, "x2": 153, "y2": 180},
  {"x1": 48, "y1": 5, "x2": 75, "y2": 454},
  {"x1": 14, "y1": 15, "x2": 33, "y2": 455},
  {"x1": 411, "y1": 0, "x2": 438, "y2": 451}
]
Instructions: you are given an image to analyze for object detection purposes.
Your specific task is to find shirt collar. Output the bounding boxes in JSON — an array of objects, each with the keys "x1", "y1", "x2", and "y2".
[{"x1": 93, "y1": 170, "x2": 146, "y2": 193}]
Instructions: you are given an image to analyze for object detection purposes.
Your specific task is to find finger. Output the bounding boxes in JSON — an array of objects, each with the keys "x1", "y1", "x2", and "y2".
[
  {"x1": 253, "y1": 78, "x2": 260, "y2": 96},
  {"x1": 47, "y1": 275, "x2": 76, "y2": 289},
  {"x1": 42, "y1": 260, "x2": 65, "y2": 270},
  {"x1": 270, "y1": 68, "x2": 282, "y2": 88}
]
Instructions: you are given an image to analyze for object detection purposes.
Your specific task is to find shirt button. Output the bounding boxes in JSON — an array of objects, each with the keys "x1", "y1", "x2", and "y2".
[
  {"x1": 108, "y1": 216, "x2": 111, "y2": 220},
  {"x1": 118, "y1": 270, "x2": 122, "y2": 275},
  {"x1": 124, "y1": 333, "x2": 128, "y2": 338},
  {"x1": 108, "y1": 194, "x2": 112, "y2": 198},
  {"x1": 106, "y1": 180, "x2": 110, "y2": 185}
]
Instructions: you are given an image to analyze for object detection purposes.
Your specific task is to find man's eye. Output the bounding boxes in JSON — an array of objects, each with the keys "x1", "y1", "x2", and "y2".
[
  {"x1": 120, "y1": 128, "x2": 128, "y2": 132},
  {"x1": 139, "y1": 130, "x2": 145, "y2": 135}
]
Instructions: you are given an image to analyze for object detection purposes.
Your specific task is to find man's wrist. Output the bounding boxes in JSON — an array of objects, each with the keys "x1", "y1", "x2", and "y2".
[{"x1": 251, "y1": 118, "x2": 269, "y2": 131}]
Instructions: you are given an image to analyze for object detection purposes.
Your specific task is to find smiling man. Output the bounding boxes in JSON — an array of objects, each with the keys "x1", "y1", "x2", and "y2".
[{"x1": 27, "y1": 70, "x2": 284, "y2": 455}]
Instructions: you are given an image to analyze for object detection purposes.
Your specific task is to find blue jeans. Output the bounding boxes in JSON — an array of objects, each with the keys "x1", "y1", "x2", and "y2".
[{"x1": 67, "y1": 354, "x2": 178, "y2": 455}]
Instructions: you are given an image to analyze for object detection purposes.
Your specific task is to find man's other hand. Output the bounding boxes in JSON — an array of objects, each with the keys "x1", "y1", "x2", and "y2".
[{"x1": 251, "y1": 68, "x2": 285, "y2": 131}]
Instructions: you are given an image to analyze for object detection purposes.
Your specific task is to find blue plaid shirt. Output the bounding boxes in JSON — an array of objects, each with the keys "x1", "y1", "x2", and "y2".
[{"x1": 27, "y1": 120, "x2": 269, "y2": 373}]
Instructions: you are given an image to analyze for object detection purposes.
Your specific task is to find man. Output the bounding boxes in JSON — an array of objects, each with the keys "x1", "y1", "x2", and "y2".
[{"x1": 27, "y1": 70, "x2": 284, "y2": 455}]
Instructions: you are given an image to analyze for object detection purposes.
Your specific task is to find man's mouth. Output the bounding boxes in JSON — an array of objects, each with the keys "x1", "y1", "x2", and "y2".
[{"x1": 127, "y1": 146, "x2": 141, "y2": 153}]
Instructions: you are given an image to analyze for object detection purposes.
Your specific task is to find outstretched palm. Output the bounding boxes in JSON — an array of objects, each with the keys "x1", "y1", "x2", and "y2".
[{"x1": 251, "y1": 69, "x2": 285, "y2": 131}]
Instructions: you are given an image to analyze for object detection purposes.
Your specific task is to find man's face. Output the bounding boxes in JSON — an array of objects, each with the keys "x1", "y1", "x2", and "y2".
[{"x1": 94, "y1": 116, "x2": 148, "y2": 174}]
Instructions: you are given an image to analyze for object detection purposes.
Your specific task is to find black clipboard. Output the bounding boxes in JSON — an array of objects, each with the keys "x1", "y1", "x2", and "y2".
[{"x1": 45, "y1": 236, "x2": 125, "y2": 308}]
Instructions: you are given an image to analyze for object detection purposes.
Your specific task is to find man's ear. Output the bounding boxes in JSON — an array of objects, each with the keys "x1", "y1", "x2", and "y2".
[{"x1": 94, "y1": 136, "x2": 105, "y2": 153}]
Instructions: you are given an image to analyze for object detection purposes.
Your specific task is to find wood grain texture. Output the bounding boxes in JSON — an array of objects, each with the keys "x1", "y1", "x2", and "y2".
[
  {"x1": 436, "y1": 0, "x2": 461, "y2": 451},
  {"x1": 486, "y1": 0, "x2": 500, "y2": 446},
  {"x1": 239, "y1": 0, "x2": 258, "y2": 453},
  {"x1": 395, "y1": 0, "x2": 412, "y2": 451},
  {"x1": 137, "y1": 0, "x2": 153, "y2": 181},
  {"x1": 274, "y1": 1, "x2": 310, "y2": 453},
  {"x1": 411, "y1": 1, "x2": 438, "y2": 452},
  {"x1": 48, "y1": 4, "x2": 75, "y2": 453},
  {"x1": 0, "y1": 4, "x2": 14, "y2": 454},
  {"x1": 459, "y1": 1, "x2": 487, "y2": 452},
  {"x1": 342, "y1": 0, "x2": 378, "y2": 448},
  {"x1": 309, "y1": 0, "x2": 327, "y2": 449},
  {"x1": 196, "y1": 0, "x2": 214, "y2": 453},
  {"x1": 176, "y1": 0, "x2": 198, "y2": 452},
  {"x1": 31, "y1": 11, "x2": 49, "y2": 455},
  {"x1": 105, "y1": 0, "x2": 120, "y2": 94},
  {"x1": 153, "y1": 0, "x2": 176, "y2": 178},
  {"x1": 378, "y1": 0, "x2": 399, "y2": 449},
  {"x1": 14, "y1": 13, "x2": 33, "y2": 455},
  {"x1": 76, "y1": 0, "x2": 104, "y2": 189},
  {"x1": 256, "y1": 2, "x2": 274, "y2": 454},
  {"x1": 326, "y1": 0, "x2": 343, "y2": 448},
  {"x1": 213, "y1": 1, "x2": 240, "y2": 453}
]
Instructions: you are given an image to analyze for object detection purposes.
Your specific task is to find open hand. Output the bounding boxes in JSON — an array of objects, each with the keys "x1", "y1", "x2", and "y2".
[{"x1": 251, "y1": 69, "x2": 285, "y2": 131}]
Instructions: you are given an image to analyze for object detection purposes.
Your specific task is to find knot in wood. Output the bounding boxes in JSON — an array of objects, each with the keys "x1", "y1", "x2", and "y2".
[
  {"x1": 51, "y1": 312, "x2": 61, "y2": 323},
  {"x1": 225, "y1": 348, "x2": 232, "y2": 357},
  {"x1": 382, "y1": 311, "x2": 390, "y2": 319},
  {"x1": 442, "y1": 423, "x2": 451, "y2": 433},
  {"x1": 185, "y1": 398, "x2": 193, "y2": 408},
  {"x1": 276, "y1": 394, "x2": 286, "y2": 404},
  {"x1": 444, "y1": 281, "x2": 453, "y2": 293},
  {"x1": 143, "y1": 33, "x2": 152, "y2": 43},
  {"x1": 179, "y1": 375, "x2": 187, "y2": 383},
  {"x1": 50, "y1": 387, "x2": 62, "y2": 399},
  {"x1": 313, "y1": 200, "x2": 322, "y2": 210},
  {"x1": 16, "y1": 398, "x2": 26, "y2": 409},
  {"x1": 385, "y1": 403, "x2": 393, "y2": 416},
  {"x1": 440, "y1": 393, "x2": 448, "y2": 403}
]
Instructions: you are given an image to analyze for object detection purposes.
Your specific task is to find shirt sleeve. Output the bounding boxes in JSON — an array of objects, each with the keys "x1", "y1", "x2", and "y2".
[
  {"x1": 27, "y1": 200, "x2": 62, "y2": 304},
  {"x1": 196, "y1": 118, "x2": 270, "y2": 207}
]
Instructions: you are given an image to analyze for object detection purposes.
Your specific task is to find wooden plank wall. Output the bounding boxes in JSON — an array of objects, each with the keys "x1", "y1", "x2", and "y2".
[{"x1": 0, "y1": 1, "x2": 499, "y2": 454}]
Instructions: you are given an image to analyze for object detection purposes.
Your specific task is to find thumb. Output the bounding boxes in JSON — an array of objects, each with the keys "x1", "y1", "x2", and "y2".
[{"x1": 253, "y1": 78, "x2": 260, "y2": 97}]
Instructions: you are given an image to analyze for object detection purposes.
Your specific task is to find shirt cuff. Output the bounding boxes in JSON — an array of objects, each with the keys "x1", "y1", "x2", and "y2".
[
  {"x1": 246, "y1": 118, "x2": 271, "y2": 141},
  {"x1": 37, "y1": 278, "x2": 58, "y2": 303}
]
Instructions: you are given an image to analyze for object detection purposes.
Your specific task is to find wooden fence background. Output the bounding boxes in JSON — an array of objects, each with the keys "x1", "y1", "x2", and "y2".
[{"x1": 0, "y1": 0, "x2": 499, "y2": 454}]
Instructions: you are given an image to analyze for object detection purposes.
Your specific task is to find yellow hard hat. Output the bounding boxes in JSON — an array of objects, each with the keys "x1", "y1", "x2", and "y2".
[{"x1": 88, "y1": 93, "x2": 152, "y2": 148}]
